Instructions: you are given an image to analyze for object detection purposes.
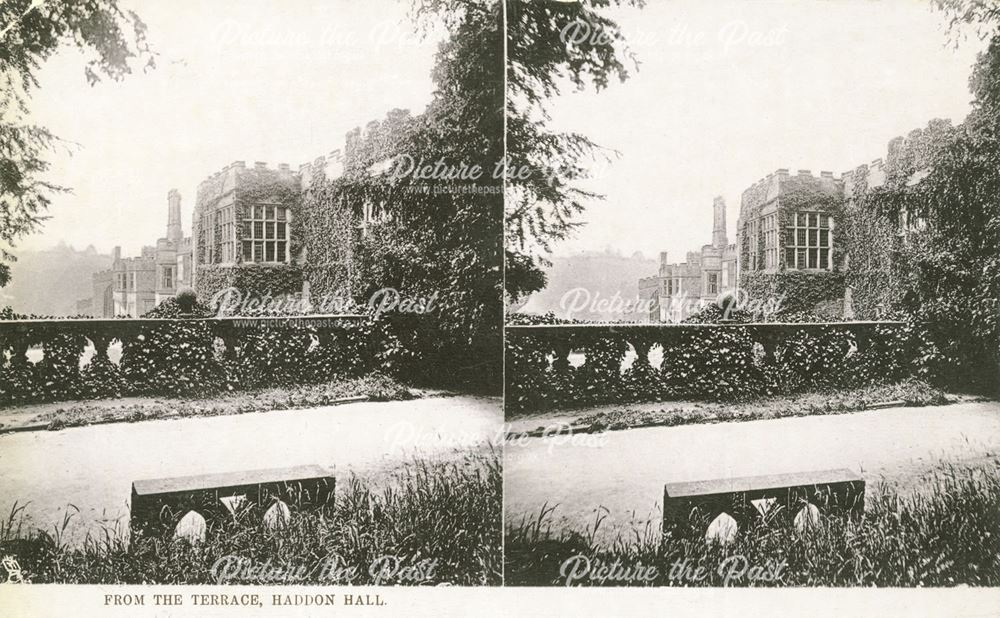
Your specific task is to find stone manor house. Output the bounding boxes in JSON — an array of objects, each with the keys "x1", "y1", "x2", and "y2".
[
  {"x1": 88, "y1": 110, "x2": 407, "y2": 317},
  {"x1": 89, "y1": 189, "x2": 193, "y2": 317},
  {"x1": 638, "y1": 197, "x2": 738, "y2": 323},
  {"x1": 639, "y1": 121, "x2": 943, "y2": 322}
]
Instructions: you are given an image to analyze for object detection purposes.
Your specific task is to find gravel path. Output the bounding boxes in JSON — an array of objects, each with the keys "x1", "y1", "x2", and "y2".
[
  {"x1": 0, "y1": 396, "x2": 502, "y2": 544},
  {"x1": 505, "y1": 401, "x2": 1000, "y2": 543}
]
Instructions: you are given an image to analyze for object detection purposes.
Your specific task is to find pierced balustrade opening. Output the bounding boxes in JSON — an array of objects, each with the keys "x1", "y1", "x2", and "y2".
[
  {"x1": 506, "y1": 321, "x2": 910, "y2": 413},
  {"x1": 663, "y1": 469, "x2": 865, "y2": 542},
  {"x1": 131, "y1": 465, "x2": 336, "y2": 543},
  {"x1": 0, "y1": 314, "x2": 366, "y2": 406},
  {"x1": 705, "y1": 512, "x2": 738, "y2": 545}
]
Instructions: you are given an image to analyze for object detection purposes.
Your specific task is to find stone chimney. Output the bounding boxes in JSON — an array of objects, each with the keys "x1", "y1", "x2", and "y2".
[
  {"x1": 167, "y1": 189, "x2": 182, "y2": 243},
  {"x1": 712, "y1": 196, "x2": 728, "y2": 249}
]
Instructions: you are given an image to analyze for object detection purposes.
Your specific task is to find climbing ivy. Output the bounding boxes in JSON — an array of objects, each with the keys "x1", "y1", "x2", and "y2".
[
  {"x1": 195, "y1": 263, "x2": 303, "y2": 309},
  {"x1": 741, "y1": 271, "x2": 847, "y2": 318},
  {"x1": 194, "y1": 165, "x2": 304, "y2": 302},
  {"x1": 736, "y1": 173, "x2": 848, "y2": 317},
  {"x1": 299, "y1": 176, "x2": 359, "y2": 302}
]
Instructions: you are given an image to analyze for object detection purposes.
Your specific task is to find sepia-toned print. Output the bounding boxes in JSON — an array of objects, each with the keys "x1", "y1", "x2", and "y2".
[
  {"x1": 504, "y1": 0, "x2": 1000, "y2": 588},
  {"x1": 1, "y1": 0, "x2": 999, "y2": 614},
  {"x1": 0, "y1": 0, "x2": 503, "y2": 588}
]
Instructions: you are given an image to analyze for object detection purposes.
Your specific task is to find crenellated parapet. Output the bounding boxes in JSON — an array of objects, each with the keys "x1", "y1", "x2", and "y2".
[
  {"x1": 342, "y1": 107, "x2": 413, "y2": 174},
  {"x1": 842, "y1": 158, "x2": 887, "y2": 200},
  {"x1": 195, "y1": 159, "x2": 303, "y2": 209},
  {"x1": 298, "y1": 149, "x2": 345, "y2": 190},
  {"x1": 195, "y1": 108, "x2": 413, "y2": 203},
  {"x1": 741, "y1": 167, "x2": 847, "y2": 208},
  {"x1": 297, "y1": 107, "x2": 413, "y2": 189}
]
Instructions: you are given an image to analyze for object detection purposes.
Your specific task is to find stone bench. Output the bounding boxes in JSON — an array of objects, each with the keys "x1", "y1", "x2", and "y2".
[
  {"x1": 130, "y1": 464, "x2": 336, "y2": 537},
  {"x1": 663, "y1": 468, "x2": 864, "y2": 539}
]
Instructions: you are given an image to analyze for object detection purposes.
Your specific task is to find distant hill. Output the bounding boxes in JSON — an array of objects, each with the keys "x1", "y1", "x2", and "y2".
[
  {"x1": 518, "y1": 249, "x2": 658, "y2": 321},
  {"x1": 1, "y1": 243, "x2": 111, "y2": 316}
]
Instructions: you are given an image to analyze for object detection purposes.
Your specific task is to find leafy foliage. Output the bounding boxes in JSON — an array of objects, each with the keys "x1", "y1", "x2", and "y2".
[
  {"x1": 118, "y1": 323, "x2": 229, "y2": 397},
  {"x1": 505, "y1": 0, "x2": 644, "y2": 301},
  {"x1": 505, "y1": 321, "x2": 914, "y2": 413},
  {"x1": 300, "y1": 0, "x2": 503, "y2": 392},
  {"x1": 141, "y1": 295, "x2": 213, "y2": 318},
  {"x1": 854, "y1": 17, "x2": 1000, "y2": 394},
  {"x1": 194, "y1": 264, "x2": 304, "y2": 313},
  {"x1": 0, "y1": 307, "x2": 97, "y2": 404},
  {"x1": 0, "y1": 0, "x2": 154, "y2": 286},
  {"x1": 0, "y1": 302, "x2": 377, "y2": 405},
  {"x1": 738, "y1": 271, "x2": 850, "y2": 319}
]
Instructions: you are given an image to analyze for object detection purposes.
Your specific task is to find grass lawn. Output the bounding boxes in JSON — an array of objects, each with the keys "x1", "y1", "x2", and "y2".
[
  {"x1": 509, "y1": 378, "x2": 962, "y2": 437},
  {"x1": 1, "y1": 448, "x2": 502, "y2": 585},
  {"x1": 505, "y1": 462, "x2": 1000, "y2": 586},
  {"x1": 0, "y1": 372, "x2": 420, "y2": 433}
]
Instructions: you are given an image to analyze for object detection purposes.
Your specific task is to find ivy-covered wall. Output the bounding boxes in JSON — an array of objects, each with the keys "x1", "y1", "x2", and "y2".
[
  {"x1": 838, "y1": 120, "x2": 956, "y2": 318},
  {"x1": 0, "y1": 309, "x2": 375, "y2": 406},
  {"x1": 506, "y1": 321, "x2": 914, "y2": 413},
  {"x1": 740, "y1": 270, "x2": 847, "y2": 318},
  {"x1": 840, "y1": 165, "x2": 899, "y2": 319},
  {"x1": 193, "y1": 161, "x2": 304, "y2": 301},
  {"x1": 299, "y1": 179, "x2": 359, "y2": 302},
  {"x1": 295, "y1": 109, "x2": 415, "y2": 303},
  {"x1": 738, "y1": 170, "x2": 848, "y2": 316},
  {"x1": 195, "y1": 263, "x2": 304, "y2": 307}
]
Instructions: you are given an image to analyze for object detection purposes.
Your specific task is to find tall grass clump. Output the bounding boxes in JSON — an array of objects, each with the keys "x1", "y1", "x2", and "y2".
[
  {"x1": 0, "y1": 448, "x2": 501, "y2": 585},
  {"x1": 505, "y1": 464, "x2": 1000, "y2": 586}
]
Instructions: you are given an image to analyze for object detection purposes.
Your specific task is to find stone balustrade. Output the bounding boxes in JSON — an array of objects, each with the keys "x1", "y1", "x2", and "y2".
[
  {"x1": 0, "y1": 314, "x2": 363, "y2": 363},
  {"x1": 505, "y1": 321, "x2": 911, "y2": 412},
  {"x1": 0, "y1": 314, "x2": 368, "y2": 405}
]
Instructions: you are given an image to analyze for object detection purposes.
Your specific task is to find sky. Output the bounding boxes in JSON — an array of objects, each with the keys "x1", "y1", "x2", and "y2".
[
  {"x1": 545, "y1": 0, "x2": 987, "y2": 259},
  {"x1": 19, "y1": 0, "x2": 987, "y2": 263},
  {"x1": 23, "y1": 0, "x2": 444, "y2": 255}
]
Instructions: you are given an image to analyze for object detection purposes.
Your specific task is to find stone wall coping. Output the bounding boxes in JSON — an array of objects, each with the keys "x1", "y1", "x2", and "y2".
[
  {"x1": 664, "y1": 468, "x2": 862, "y2": 499},
  {"x1": 507, "y1": 320, "x2": 903, "y2": 332},
  {"x1": 0, "y1": 314, "x2": 365, "y2": 336},
  {"x1": 133, "y1": 464, "x2": 336, "y2": 497}
]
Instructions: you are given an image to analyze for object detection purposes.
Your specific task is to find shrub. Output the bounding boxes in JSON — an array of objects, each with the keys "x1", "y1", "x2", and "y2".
[
  {"x1": 142, "y1": 295, "x2": 213, "y2": 319},
  {"x1": 119, "y1": 323, "x2": 229, "y2": 397},
  {"x1": 175, "y1": 287, "x2": 198, "y2": 314},
  {"x1": 659, "y1": 327, "x2": 765, "y2": 401}
]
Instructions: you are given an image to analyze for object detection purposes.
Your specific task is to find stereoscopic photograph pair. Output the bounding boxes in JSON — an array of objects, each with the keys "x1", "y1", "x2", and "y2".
[{"x1": 0, "y1": 0, "x2": 998, "y2": 600}]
